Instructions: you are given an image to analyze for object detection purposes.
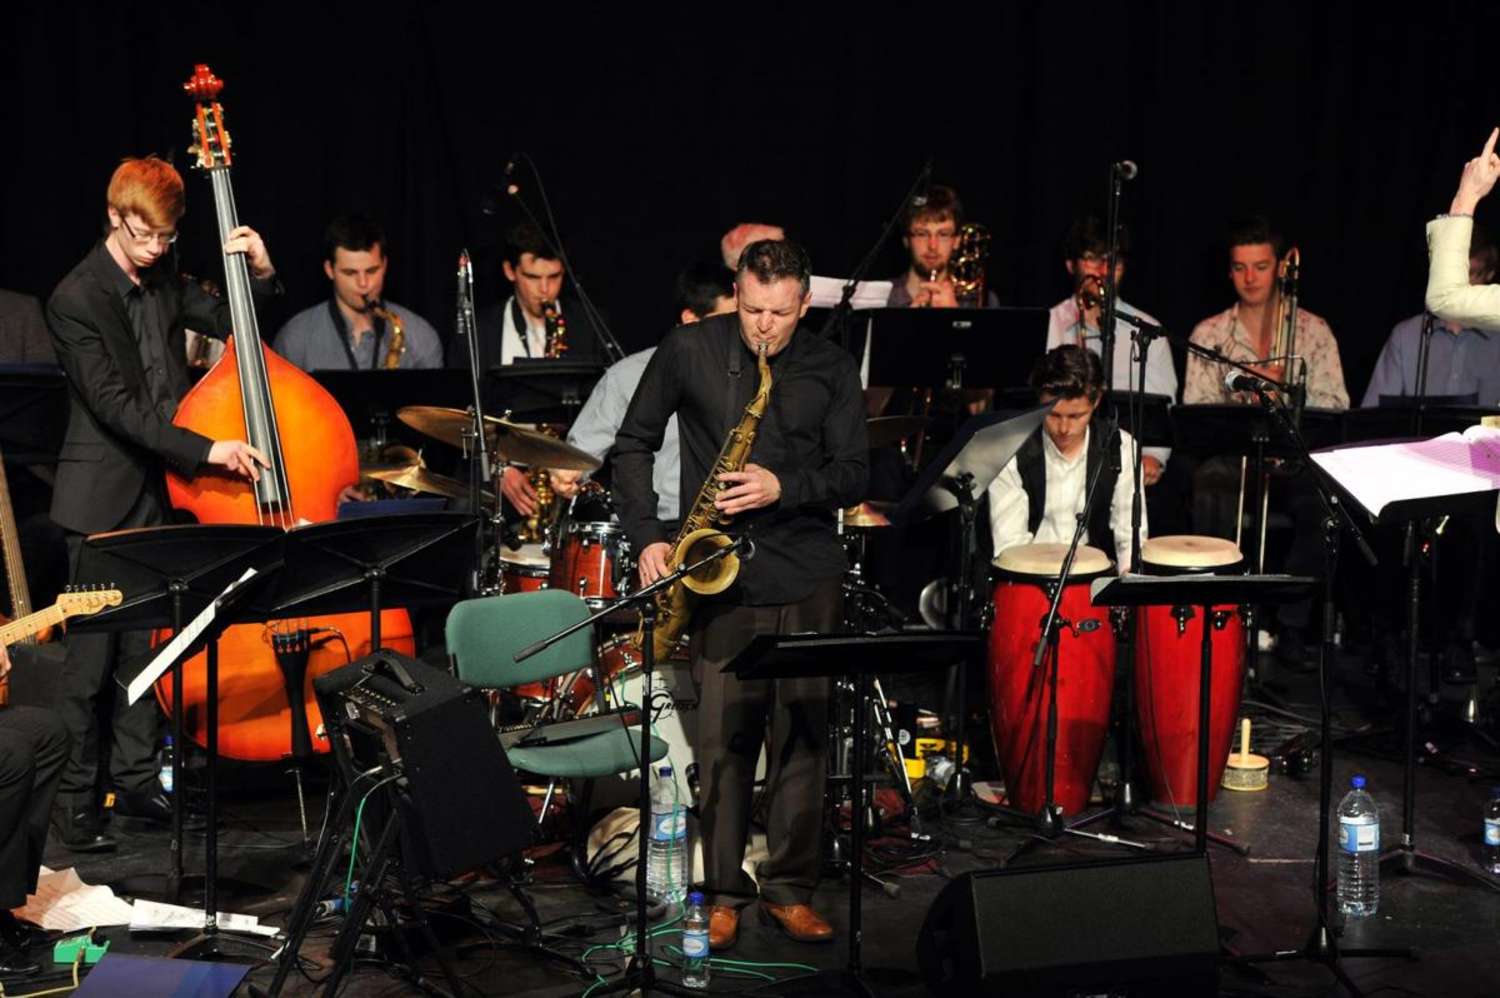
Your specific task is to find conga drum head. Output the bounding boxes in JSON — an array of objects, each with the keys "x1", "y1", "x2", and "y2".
[
  {"x1": 1140, "y1": 535, "x2": 1243, "y2": 575},
  {"x1": 994, "y1": 542, "x2": 1112, "y2": 581}
]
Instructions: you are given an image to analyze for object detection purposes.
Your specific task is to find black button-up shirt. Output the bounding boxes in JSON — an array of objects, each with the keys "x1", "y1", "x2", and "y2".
[
  {"x1": 101, "y1": 244, "x2": 179, "y2": 417},
  {"x1": 612, "y1": 313, "x2": 869, "y2": 605}
]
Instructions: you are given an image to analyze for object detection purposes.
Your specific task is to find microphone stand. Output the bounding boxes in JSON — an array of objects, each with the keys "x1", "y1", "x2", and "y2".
[
  {"x1": 821, "y1": 158, "x2": 932, "y2": 354},
  {"x1": 1099, "y1": 162, "x2": 1130, "y2": 388},
  {"x1": 516, "y1": 536, "x2": 754, "y2": 998},
  {"x1": 504, "y1": 154, "x2": 627, "y2": 364},
  {"x1": 457, "y1": 249, "x2": 501, "y2": 594}
]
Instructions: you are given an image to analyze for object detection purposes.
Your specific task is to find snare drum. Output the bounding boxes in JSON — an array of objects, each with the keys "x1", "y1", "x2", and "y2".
[
  {"x1": 550, "y1": 485, "x2": 632, "y2": 607},
  {"x1": 1134, "y1": 535, "x2": 1246, "y2": 807},
  {"x1": 500, "y1": 544, "x2": 551, "y2": 594},
  {"x1": 988, "y1": 542, "x2": 1116, "y2": 817}
]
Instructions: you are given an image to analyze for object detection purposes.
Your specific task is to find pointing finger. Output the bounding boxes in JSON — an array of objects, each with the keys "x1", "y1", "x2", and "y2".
[{"x1": 1484, "y1": 126, "x2": 1498, "y2": 160}]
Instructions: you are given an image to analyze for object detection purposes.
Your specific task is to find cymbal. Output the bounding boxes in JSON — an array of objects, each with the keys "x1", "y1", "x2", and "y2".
[
  {"x1": 842, "y1": 500, "x2": 899, "y2": 529},
  {"x1": 366, "y1": 465, "x2": 491, "y2": 503},
  {"x1": 865, "y1": 415, "x2": 928, "y2": 450},
  {"x1": 397, "y1": 406, "x2": 601, "y2": 471}
]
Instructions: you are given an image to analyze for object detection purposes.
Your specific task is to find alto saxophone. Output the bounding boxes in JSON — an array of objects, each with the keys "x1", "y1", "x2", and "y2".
[
  {"x1": 514, "y1": 300, "x2": 569, "y2": 544},
  {"x1": 369, "y1": 299, "x2": 406, "y2": 369},
  {"x1": 639, "y1": 342, "x2": 773, "y2": 661},
  {"x1": 541, "y1": 299, "x2": 568, "y2": 358}
]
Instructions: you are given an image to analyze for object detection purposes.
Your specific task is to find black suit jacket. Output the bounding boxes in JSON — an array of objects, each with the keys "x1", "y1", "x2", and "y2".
[
  {"x1": 449, "y1": 291, "x2": 612, "y2": 371},
  {"x1": 46, "y1": 243, "x2": 243, "y2": 534}
]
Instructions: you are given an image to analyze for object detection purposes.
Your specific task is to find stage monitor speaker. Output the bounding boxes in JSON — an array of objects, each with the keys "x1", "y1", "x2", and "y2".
[
  {"x1": 314, "y1": 650, "x2": 532, "y2": 880},
  {"x1": 916, "y1": 853, "x2": 1219, "y2": 997}
]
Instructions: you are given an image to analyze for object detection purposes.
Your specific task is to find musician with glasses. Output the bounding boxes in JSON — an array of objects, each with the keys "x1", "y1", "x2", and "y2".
[
  {"x1": 1181, "y1": 216, "x2": 1349, "y2": 669},
  {"x1": 45, "y1": 155, "x2": 272, "y2": 852},
  {"x1": 888, "y1": 184, "x2": 998, "y2": 309}
]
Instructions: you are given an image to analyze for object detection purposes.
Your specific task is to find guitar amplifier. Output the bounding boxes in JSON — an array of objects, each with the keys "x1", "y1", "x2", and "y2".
[{"x1": 314, "y1": 651, "x2": 532, "y2": 880}]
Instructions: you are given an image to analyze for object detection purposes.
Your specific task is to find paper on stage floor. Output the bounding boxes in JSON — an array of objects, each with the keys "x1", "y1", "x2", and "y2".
[
  {"x1": 129, "y1": 898, "x2": 279, "y2": 937},
  {"x1": 127, "y1": 566, "x2": 259, "y2": 706},
  {"x1": 12, "y1": 867, "x2": 134, "y2": 931},
  {"x1": 809, "y1": 275, "x2": 893, "y2": 310},
  {"x1": 1311, "y1": 424, "x2": 1500, "y2": 526}
]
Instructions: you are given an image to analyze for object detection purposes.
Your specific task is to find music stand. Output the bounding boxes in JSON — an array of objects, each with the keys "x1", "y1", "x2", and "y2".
[
  {"x1": 1345, "y1": 403, "x2": 1498, "y2": 444},
  {"x1": 726, "y1": 631, "x2": 986, "y2": 997},
  {"x1": 864, "y1": 307, "x2": 1049, "y2": 390},
  {"x1": 310, "y1": 369, "x2": 479, "y2": 444},
  {"x1": 1310, "y1": 440, "x2": 1500, "y2": 895},
  {"x1": 71, "y1": 524, "x2": 283, "y2": 901},
  {"x1": 0, "y1": 364, "x2": 67, "y2": 464},
  {"x1": 483, "y1": 359, "x2": 604, "y2": 425},
  {"x1": 894, "y1": 405, "x2": 1053, "y2": 806}
]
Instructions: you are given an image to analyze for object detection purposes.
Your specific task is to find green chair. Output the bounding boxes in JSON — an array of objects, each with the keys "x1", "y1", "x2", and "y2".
[{"x1": 445, "y1": 588, "x2": 668, "y2": 825}]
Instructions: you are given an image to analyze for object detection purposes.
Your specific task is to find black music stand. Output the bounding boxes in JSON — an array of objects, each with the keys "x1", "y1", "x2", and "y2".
[
  {"x1": 0, "y1": 364, "x2": 66, "y2": 464},
  {"x1": 1092, "y1": 574, "x2": 1314, "y2": 851},
  {"x1": 1345, "y1": 403, "x2": 1498, "y2": 444},
  {"x1": 894, "y1": 405, "x2": 1054, "y2": 808},
  {"x1": 726, "y1": 631, "x2": 986, "y2": 997},
  {"x1": 484, "y1": 359, "x2": 605, "y2": 425},
  {"x1": 1311, "y1": 446, "x2": 1500, "y2": 895},
  {"x1": 71, "y1": 524, "x2": 283, "y2": 901},
  {"x1": 311, "y1": 369, "x2": 479, "y2": 444},
  {"x1": 864, "y1": 307, "x2": 1048, "y2": 391}
]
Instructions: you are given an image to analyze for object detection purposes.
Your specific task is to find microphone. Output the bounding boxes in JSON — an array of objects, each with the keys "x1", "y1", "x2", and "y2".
[
  {"x1": 1113, "y1": 160, "x2": 1139, "y2": 181},
  {"x1": 1223, "y1": 370, "x2": 1280, "y2": 394},
  {"x1": 504, "y1": 153, "x2": 520, "y2": 195},
  {"x1": 480, "y1": 155, "x2": 523, "y2": 215}
]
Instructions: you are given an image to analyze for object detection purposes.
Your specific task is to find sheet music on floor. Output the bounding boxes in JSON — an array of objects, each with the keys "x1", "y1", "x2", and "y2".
[
  {"x1": 129, "y1": 898, "x2": 279, "y2": 937},
  {"x1": 126, "y1": 566, "x2": 260, "y2": 706},
  {"x1": 12, "y1": 866, "x2": 134, "y2": 931},
  {"x1": 1311, "y1": 424, "x2": 1500, "y2": 526}
]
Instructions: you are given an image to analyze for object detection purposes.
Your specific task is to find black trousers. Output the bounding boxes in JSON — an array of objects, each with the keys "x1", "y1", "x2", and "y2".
[
  {"x1": 0, "y1": 706, "x2": 69, "y2": 908},
  {"x1": 691, "y1": 578, "x2": 840, "y2": 909},
  {"x1": 57, "y1": 488, "x2": 165, "y2": 805}
]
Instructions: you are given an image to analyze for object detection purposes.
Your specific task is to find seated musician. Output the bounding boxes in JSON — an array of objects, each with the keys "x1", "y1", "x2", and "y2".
[
  {"x1": 888, "y1": 184, "x2": 998, "y2": 308},
  {"x1": 452, "y1": 221, "x2": 611, "y2": 516},
  {"x1": 547, "y1": 255, "x2": 737, "y2": 510},
  {"x1": 1181, "y1": 216, "x2": 1350, "y2": 668},
  {"x1": 1047, "y1": 216, "x2": 1177, "y2": 483},
  {"x1": 0, "y1": 646, "x2": 67, "y2": 977},
  {"x1": 988, "y1": 345, "x2": 1143, "y2": 572},
  {"x1": 273, "y1": 214, "x2": 443, "y2": 371}
]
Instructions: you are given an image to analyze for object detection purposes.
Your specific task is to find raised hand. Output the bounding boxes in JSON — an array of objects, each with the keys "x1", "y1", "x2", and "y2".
[{"x1": 1451, "y1": 126, "x2": 1500, "y2": 216}]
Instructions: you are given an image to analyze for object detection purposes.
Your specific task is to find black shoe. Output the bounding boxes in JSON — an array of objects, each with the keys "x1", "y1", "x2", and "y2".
[
  {"x1": 51, "y1": 807, "x2": 116, "y2": 853},
  {"x1": 0, "y1": 942, "x2": 39, "y2": 977},
  {"x1": 112, "y1": 786, "x2": 207, "y2": 830},
  {"x1": 0, "y1": 912, "x2": 50, "y2": 954}
]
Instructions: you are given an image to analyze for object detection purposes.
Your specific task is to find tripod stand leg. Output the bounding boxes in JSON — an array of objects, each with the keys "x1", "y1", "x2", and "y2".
[{"x1": 320, "y1": 811, "x2": 402, "y2": 998}]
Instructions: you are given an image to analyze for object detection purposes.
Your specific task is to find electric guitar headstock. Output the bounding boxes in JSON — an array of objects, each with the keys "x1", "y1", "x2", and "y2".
[
  {"x1": 184, "y1": 64, "x2": 232, "y2": 171},
  {"x1": 56, "y1": 587, "x2": 124, "y2": 620}
]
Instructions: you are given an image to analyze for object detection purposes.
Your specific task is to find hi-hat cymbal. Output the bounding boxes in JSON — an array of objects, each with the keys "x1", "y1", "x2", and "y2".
[
  {"x1": 397, "y1": 406, "x2": 601, "y2": 472},
  {"x1": 842, "y1": 501, "x2": 899, "y2": 529},
  {"x1": 366, "y1": 465, "x2": 492, "y2": 503},
  {"x1": 865, "y1": 415, "x2": 929, "y2": 450}
]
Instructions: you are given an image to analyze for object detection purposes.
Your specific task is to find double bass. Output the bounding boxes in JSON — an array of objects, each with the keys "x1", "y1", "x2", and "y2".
[{"x1": 156, "y1": 65, "x2": 413, "y2": 761}]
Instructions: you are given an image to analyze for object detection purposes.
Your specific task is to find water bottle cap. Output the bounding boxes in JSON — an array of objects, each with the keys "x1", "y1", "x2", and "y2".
[
  {"x1": 658, "y1": 765, "x2": 674, "y2": 777},
  {"x1": 1351, "y1": 775, "x2": 1366, "y2": 789},
  {"x1": 687, "y1": 891, "x2": 704, "y2": 905}
]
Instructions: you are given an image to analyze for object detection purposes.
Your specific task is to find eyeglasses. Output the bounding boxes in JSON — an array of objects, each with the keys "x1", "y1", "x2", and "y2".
[
  {"x1": 119, "y1": 216, "x2": 179, "y2": 247},
  {"x1": 908, "y1": 228, "x2": 956, "y2": 242}
]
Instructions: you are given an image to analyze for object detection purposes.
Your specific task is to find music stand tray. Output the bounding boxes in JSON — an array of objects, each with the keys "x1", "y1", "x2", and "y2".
[
  {"x1": 896, "y1": 404, "x2": 1053, "y2": 523},
  {"x1": 311, "y1": 369, "x2": 481, "y2": 441},
  {"x1": 484, "y1": 359, "x2": 605, "y2": 424},
  {"x1": 1092, "y1": 574, "x2": 1314, "y2": 853},
  {"x1": 1344, "y1": 404, "x2": 1500, "y2": 445},
  {"x1": 726, "y1": 631, "x2": 982, "y2": 992},
  {"x1": 864, "y1": 307, "x2": 1049, "y2": 390},
  {"x1": 1172, "y1": 403, "x2": 1344, "y2": 458}
]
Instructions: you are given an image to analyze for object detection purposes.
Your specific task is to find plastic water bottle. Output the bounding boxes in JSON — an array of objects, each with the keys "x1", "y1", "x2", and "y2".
[
  {"x1": 680, "y1": 890, "x2": 710, "y2": 989},
  {"x1": 1484, "y1": 787, "x2": 1500, "y2": 875},
  {"x1": 1336, "y1": 774, "x2": 1380, "y2": 917},
  {"x1": 646, "y1": 765, "x2": 688, "y2": 905},
  {"x1": 158, "y1": 735, "x2": 175, "y2": 794}
]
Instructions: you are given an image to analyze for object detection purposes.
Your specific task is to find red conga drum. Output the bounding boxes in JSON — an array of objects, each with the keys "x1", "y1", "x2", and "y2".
[
  {"x1": 988, "y1": 543, "x2": 1116, "y2": 817},
  {"x1": 1134, "y1": 535, "x2": 1247, "y2": 807}
]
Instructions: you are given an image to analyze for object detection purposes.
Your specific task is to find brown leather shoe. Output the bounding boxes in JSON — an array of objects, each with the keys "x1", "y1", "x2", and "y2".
[
  {"x1": 708, "y1": 905, "x2": 739, "y2": 951},
  {"x1": 759, "y1": 902, "x2": 834, "y2": 943}
]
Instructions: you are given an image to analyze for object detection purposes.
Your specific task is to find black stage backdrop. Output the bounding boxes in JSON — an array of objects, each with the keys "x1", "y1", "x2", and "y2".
[{"x1": 4, "y1": 2, "x2": 1499, "y2": 399}]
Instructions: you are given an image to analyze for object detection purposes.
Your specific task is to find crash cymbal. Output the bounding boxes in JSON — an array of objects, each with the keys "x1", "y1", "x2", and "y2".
[
  {"x1": 359, "y1": 444, "x2": 423, "y2": 474},
  {"x1": 365, "y1": 465, "x2": 491, "y2": 503},
  {"x1": 842, "y1": 500, "x2": 898, "y2": 529},
  {"x1": 397, "y1": 405, "x2": 602, "y2": 472},
  {"x1": 865, "y1": 415, "x2": 929, "y2": 450}
]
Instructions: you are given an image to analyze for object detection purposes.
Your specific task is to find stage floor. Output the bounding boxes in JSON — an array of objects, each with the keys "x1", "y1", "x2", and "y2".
[{"x1": 37, "y1": 649, "x2": 1500, "y2": 997}]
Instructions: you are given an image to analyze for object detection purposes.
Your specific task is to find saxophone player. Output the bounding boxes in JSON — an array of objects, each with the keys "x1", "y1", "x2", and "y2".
[
  {"x1": 272, "y1": 214, "x2": 443, "y2": 371},
  {"x1": 614, "y1": 239, "x2": 869, "y2": 952}
]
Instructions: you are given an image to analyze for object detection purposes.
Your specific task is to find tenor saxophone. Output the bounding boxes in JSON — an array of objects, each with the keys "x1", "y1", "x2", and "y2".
[
  {"x1": 639, "y1": 342, "x2": 773, "y2": 661},
  {"x1": 369, "y1": 300, "x2": 406, "y2": 369}
]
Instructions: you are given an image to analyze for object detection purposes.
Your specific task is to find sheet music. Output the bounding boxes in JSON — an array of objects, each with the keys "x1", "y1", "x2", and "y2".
[
  {"x1": 1311, "y1": 424, "x2": 1500, "y2": 520},
  {"x1": 129, "y1": 898, "x2": 278, "y2": 937},
  {"x1": 13, "y1": 867, "x2": 135, "y2": 931},
  {"x1": 127, "y1": 566, "x2": 258, "y2": 705},
  {"x1": 809, "y1": 275, "x2": 893, "y2": 310}
]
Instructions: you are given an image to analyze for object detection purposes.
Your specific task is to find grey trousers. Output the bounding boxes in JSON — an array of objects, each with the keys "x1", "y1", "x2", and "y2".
[{"x1": 691, "y1": 578, "x2": 840, "y2": 908}]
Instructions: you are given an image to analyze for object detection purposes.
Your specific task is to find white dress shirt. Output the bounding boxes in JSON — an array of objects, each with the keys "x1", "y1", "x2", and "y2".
[
  {"x1": 499, "y1": 295, "x2": 550, "y2": 364},
  {"x1": 1046, "y1": 296, "x2": 1177, "y2": 468},
  {"x1": 987, "y1": 425, "x2": 1145, "y2": 571}
]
